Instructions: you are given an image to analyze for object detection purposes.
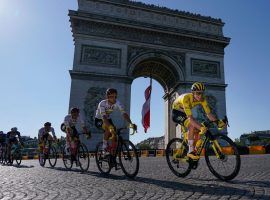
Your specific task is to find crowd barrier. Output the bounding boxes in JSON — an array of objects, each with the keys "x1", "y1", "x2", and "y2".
[{"x1": 19, "y1": 145, "x2": 270, "y2": 160}]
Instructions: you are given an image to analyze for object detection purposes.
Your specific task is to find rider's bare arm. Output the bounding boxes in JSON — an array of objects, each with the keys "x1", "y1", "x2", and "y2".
[
  {"x1": 207, "y1": 113, "x2": 217, "y2": 122},
  {"x1": 122, "y1": 113, "x2": 132, "y2": 124},
  {"x1": 188, "y1": 116, "x2": 202, "y2": 130}
]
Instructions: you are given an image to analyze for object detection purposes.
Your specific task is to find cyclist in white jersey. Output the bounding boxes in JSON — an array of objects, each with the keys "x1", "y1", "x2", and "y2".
[
  {"x1": 95, "y1": 88, "x2": 137, "y2": 151},
  {"x1": 38, "y1": 122, "x2": 57, "y2": 152},
  {"x1": 62, "y1": 107, "x2": 90, "y2": 160}
]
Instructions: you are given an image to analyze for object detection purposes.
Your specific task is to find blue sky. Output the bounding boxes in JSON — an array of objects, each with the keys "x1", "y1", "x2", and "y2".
[{"x1": 0, "y1": 0, "x2": 269, "y2": 144}]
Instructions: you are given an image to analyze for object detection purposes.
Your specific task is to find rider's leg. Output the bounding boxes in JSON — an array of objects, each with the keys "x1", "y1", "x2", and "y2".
[
  {"x1": 38, "y1": 139, "x2": 43, "y2": 153},
  {"x1": 103, "y1": 127, "x2": 110, "y2": 150},
  {"x1": 65, "y1": 132, "x2": 71, "y2": 155},
  {"x1": 187, "y1": 124, "x2": 200, "y2": 160}
]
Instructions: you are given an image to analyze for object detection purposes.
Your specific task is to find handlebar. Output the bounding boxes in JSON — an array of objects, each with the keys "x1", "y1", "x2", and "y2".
[
  {"x1": 117, "y1": 126, "x2": 137, "y2": 136},
  {"x1": 202, "y1": 116, "x2": 229, "y2": 128}
]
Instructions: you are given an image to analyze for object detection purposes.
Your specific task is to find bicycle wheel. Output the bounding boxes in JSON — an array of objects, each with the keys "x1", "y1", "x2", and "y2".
[
  {"x1": 0, "y1": 146, "x2": 3, "y2": 164},
  {"x1": 205, "y1": 134, "x2": 241, "y2": 181},
  {"x1": 15, "y1": 149, "x2": 22, "y2": 166},
  {"x1": 48, "y1": 146, "x2": 57, "y2": 168},
  {"x1": 95, "y1": 142, "x2": 111, "y2": 175},
  {"x1": 77, "y1": 143, "x2": 90, "y2": 172},
  {"x1": 165, "y1": 138, "x2": 191, "y2": 177},
  {"x1": 62, "y1": 144, "x2": 73, "y2": 170},
  {"x1": 118, "y1": 140, "x2": 139, "y2": 178},
  {"x1": 39, "y1": 152, "x2": 46, "y2": 167}
]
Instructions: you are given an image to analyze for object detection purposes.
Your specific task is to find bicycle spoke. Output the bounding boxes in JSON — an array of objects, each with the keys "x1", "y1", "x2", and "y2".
[
  {"x1": 165, "y1": 138, "x2": 191, "y2": 177},
  {"x1": 95, "y1": 142, "x2": 111, "y2": 174},
  {"x1": 77, "y1": 143, "x2": 90, "y2": 172},
  {"x1": 205, "y1": 134, "x2": 241, "y2": 181},
  {"x1": 119, "y1": 140, "x2": 139, "y2": 178},
  {"x1": 48, "y1": 146, "x2": 57, "y2": 168},
  {"x1": 62, "y1": 145, "x2": 73, "y2": 169}
]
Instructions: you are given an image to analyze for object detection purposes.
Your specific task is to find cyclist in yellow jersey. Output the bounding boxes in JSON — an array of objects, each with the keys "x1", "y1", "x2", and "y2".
[{"x1": 172, "y1": 82, "x2": 226, "y2": 160}]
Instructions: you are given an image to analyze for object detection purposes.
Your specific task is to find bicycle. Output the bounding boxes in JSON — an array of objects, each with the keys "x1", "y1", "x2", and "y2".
[
  {"x1": 8, "y1": 139, "x2": 23, "y2": 166},
  {"x1": 38, "y1": 136, "x2": 58, "y2": 168},
  {"x1": 62, "y1": 131, "x2": 90, "y2": 172},
  {"x1": 166, "y1": 116, "x2": 241, "y2": 181},
  {"x1": 95, "y1": 126, "x2": 139, "y2": 178}
]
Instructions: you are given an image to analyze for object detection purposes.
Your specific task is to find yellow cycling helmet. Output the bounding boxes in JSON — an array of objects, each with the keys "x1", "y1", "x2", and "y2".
[{"x1": 191, "y1": 82, "x2": 205, "y2": 92}]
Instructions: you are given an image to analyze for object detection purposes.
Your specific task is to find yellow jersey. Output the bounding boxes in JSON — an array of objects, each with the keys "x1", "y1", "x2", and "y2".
[{"x1": 172, "y1": 93, "x2": 211, "y2": 116}]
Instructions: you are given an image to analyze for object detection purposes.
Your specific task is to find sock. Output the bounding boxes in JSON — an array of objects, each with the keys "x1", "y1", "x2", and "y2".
[
  {"x1": 102, "y1": 140, "x2": 108, "y2": 149},
  {"x1": 188, "y1": 140, "x2": 194, "y2": 153}
]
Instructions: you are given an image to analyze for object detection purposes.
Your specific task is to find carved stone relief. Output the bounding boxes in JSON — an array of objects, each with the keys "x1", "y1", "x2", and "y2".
[
  {"x1": 72, "y1": 19, "x2": 225, "y2": 54},
  {"x1": 80, "y1": 45, "x2": 121, "y2": 68},
  {"x1": 191, "y1": 59, "x2": 220, "y2": 78},
  {"x1": 83, "y1": 87, "x2": 107, "y2": 132}
]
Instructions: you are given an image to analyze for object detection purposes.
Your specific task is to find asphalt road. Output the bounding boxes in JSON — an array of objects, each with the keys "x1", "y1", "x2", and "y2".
[{"x1": 0, "y1": 155, "x2": 269, "y2": 200}]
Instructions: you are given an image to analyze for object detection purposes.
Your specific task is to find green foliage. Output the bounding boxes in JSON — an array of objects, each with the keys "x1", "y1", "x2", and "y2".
[
  {"x1": 137, "y1": 143, "x2": 152, "y2": 150},
  {"x1": 234, "y1": 138, "x2": 246, "y2": 146}
]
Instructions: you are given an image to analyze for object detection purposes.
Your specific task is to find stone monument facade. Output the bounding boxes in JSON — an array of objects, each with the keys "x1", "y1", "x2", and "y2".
[{"x1": 68, "y1": 0, "x2": 230, "y2": 150}]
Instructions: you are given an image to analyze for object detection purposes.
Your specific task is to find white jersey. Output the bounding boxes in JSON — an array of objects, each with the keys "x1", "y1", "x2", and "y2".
[
  {"x1": 38, "y1": 127, "x2": 56, "y2": 140},
  {"x1": 95, "y1": 99, "x2": 126, "y2": 119},
  {"x1": 64, "y1": 114, "x2": 85, "y2": 129}
]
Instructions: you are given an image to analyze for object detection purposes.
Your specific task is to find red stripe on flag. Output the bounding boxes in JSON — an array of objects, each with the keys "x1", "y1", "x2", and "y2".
[{"x1": 142, "y1": 85, "x2": 151, "y2": 133}]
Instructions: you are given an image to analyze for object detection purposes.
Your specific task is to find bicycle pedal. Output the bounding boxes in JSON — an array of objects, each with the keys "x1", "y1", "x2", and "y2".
[{"x1": 190, "y1": 160, "x2": 199, "y2": 169}]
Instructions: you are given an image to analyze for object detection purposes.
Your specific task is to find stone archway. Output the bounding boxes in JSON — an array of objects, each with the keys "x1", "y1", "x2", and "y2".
[
  {"x1": 68, "y1": 0, "x2": 230, "y2": 150},
  {"x1": 127, "y1": 51, "x2": 185, "y2": 145}
]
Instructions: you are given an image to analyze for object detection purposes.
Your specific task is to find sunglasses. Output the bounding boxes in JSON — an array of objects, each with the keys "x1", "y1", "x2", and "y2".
[{"x1": 194, "y1": 92, "x2": 204, "y2": 96}]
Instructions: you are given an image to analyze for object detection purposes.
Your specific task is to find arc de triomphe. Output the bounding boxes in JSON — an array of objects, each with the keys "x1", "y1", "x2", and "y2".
[{"x1": 68, "y1": 0, "x2": 230, "y2": 150}]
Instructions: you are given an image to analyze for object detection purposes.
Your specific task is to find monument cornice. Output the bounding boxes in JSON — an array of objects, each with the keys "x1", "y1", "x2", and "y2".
[
  {"x1": 69, "y1": 15, "x2": 228, "y2": 54},
  {"x1": 83, "y1": 0, "x2": 224, "y2": 25},
  {"x1": 69, "y1": 70, "x2": 133, "y2": 83},
  {"x1": 163, "y1": 81, "x2": 228, "y2": 100},
  {"x1": 69, "y1": 10, "x2": 230, "y2": 44}
]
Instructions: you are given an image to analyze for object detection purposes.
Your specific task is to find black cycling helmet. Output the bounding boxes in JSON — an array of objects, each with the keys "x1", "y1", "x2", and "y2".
[
  {"x1": 70, "y1": 107, "x2": 80, "y2": 113},
  {"x1": 44, "y1": 122, "x2": 51, "y2": 127},
  {"x1": 191, "y1": 82, "x2": 205, "y2": 92},
  {"x1": 106, "y1": 88, "x2": 117, "y2": 96}
]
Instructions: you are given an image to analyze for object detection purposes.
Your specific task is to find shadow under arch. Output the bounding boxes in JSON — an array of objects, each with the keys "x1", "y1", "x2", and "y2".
[{"x1": 128, "y1": 52, "x2": 184, "y2": 92}]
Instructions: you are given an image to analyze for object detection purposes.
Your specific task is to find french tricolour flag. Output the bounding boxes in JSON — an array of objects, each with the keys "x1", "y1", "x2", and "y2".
[{"x1": 141, "y1": 83, "x2": 152, "y2": 133}]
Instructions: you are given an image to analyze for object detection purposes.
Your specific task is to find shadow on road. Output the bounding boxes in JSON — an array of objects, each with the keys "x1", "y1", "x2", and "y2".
[
  {"x1": 13, "y1": 164, "x2": 35, "y2": 168},
  {"x1": 80, "y1": 170, "x2": 270, "y2": 199}
]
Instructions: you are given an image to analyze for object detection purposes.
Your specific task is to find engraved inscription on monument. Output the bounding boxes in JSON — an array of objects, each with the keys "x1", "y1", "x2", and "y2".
[
  {"x1": 191, "y1": 59, "x2": 220, "y2": 78},
  {"x1": 80, "y1": 45, "x2": 121, "y2": 68}
]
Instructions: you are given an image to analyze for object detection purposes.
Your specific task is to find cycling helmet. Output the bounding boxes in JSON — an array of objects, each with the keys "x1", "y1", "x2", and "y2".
[
  {"x1": 44, "y1": 122, "x2": 51, "y2": 127},
  {"x1": 191, "y1": 82, "x2": 205, "y2": 92},
  {"x1": 11, "y1": 127, "x2": 18, "y2": 131},
  {"x1": 106, "y1": 88, "x2": 117, "y2": 96},
  {"x1": 70, "y1": 107, "x2": 80, "y2": 113}
]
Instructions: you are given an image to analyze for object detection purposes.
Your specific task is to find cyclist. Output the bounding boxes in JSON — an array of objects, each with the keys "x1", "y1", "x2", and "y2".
[
  {"x1": 0, "y1": 131, "x2": 6, "y2": 146},
  {"x1": 6, "y1": 127, "x2": 23, "y2": 162},
  {"x1": 62, "y1": 107, "x2": 90, "y2": 162},
  {"x1": 0, "y1": 131, "x2": 7, "y2": 160},
  {"x1": 38, "y1": 122, "x2": 57, "y2": 154},
  {"x1": 172, "y1": 82, "x2": 226, "y2": 160},
  {"x1": 95, "y1": 88, "x2": 137, "y2": 152}
]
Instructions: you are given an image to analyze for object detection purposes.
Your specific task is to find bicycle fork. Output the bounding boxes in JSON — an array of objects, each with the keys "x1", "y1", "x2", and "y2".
[{"x1": 210, "y1": 139, "x2": 223, "y2": 159}]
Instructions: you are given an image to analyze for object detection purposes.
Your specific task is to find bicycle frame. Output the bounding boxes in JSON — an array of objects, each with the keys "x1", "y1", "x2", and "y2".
[
  {"x1": 181, "y1": 122, "x2": 226, "y2": 161},
  {"x1": 105, "y1": 128, "x2": 133, "y2": 168}
]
